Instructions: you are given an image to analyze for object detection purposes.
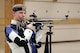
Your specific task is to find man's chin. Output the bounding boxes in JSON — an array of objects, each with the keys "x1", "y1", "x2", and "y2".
[{"x1": 21, "y1": 18, "x2": 25, "y2": 21}]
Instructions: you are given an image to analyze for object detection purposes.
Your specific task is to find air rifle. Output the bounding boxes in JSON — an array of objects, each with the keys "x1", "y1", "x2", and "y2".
[{"x1": 26, "y1": 13, "x2": 53, "y2": 32}]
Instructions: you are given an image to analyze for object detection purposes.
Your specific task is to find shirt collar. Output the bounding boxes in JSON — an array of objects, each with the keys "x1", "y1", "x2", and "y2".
[{"x1": 11, "y1": 20, "x2": 21, "y2": 25}]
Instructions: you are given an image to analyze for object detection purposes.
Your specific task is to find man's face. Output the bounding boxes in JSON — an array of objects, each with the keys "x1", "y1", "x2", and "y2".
[{"x1": 13, "y1": 10, "x2": 26, "y2": 22}]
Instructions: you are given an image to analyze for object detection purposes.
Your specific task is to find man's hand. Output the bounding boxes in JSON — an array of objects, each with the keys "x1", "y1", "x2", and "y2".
[{"x1": 27, "y1": 23, "x2": 34, "y2": 29}]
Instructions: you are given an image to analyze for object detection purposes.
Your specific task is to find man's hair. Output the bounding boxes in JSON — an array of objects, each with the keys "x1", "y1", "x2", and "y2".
[{"x1": 12, "y1": 4, "x2": 26, "y2": 12}]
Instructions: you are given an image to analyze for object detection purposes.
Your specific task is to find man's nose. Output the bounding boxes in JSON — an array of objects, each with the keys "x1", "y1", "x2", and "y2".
[{"x1": 22, "y1": 13, "x2": 26, "y2": 17}]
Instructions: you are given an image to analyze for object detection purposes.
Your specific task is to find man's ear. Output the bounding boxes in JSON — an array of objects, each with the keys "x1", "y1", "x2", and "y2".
[{"x1": 12, "y1": 11, "x2": 15, "y2": 16}]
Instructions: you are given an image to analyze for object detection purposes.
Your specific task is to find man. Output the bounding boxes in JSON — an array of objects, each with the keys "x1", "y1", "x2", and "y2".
[{"x1": 5, "y1": 4, "x2": 42, "y2": 53}]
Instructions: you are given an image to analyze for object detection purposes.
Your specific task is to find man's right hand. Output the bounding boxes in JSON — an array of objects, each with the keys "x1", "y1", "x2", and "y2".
[{"x1": 27, "y1": 23, "x2": 34, "y2": 30}]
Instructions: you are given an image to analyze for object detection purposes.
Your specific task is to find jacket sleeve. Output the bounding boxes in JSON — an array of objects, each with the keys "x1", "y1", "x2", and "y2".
[
  {"x1": 35, "y1": 30, "x2": 43, "y2": 48},
  {"x1": 24, "y1": 29, "x2": 33, "y2": 41},
  {"x1": 36, "y1": 30, "x2": 43, "y2": 43},
  {"x1": 9, "y1": 30, "x2": 28, "y2": 46},
  {"x1": 5, "y1": 26, "x2": 28, "y2": 46}
]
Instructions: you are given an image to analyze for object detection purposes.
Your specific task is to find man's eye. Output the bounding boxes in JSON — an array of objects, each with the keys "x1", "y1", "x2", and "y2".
[
  {"x1": 19, "y1": 12, "x2": 23, "y2": 14},
  {"x1": 24, "y1": 13, "x2": 26, "y2": 14}
]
